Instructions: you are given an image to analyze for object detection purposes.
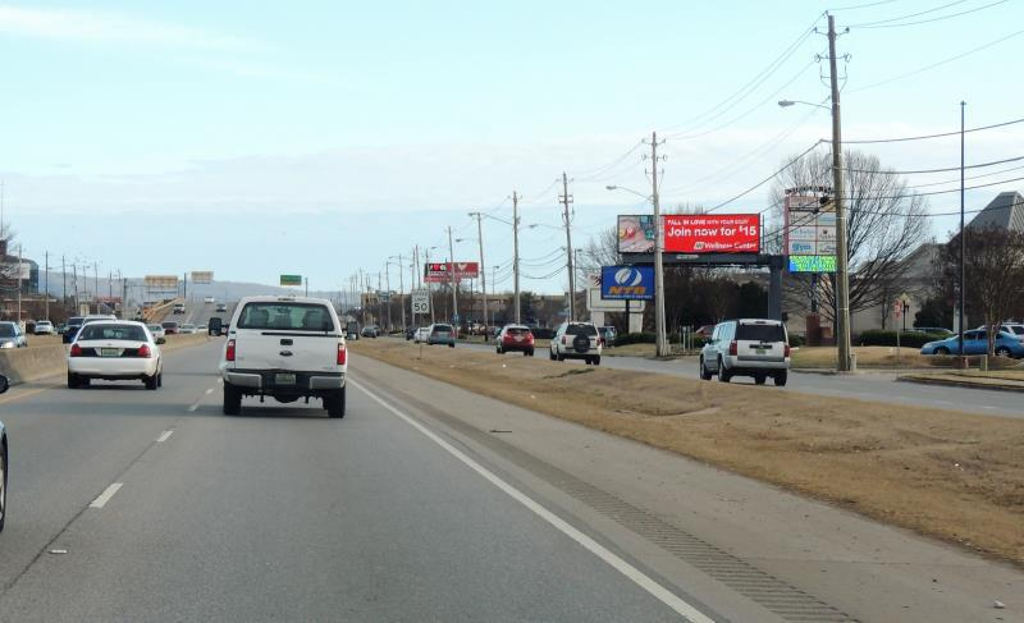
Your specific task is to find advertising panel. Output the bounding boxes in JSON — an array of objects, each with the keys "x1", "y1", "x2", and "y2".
[
  {"x1": 663, "y1": 214, "x2": 759, "y2": 253},
  {"x1": 423, "y1": 262, "x2": 480, "y2": 283},
  {"x1": 191, "y1": 271, "x2": 214, "y2": 284},
  {"x1": 785, "y1": 194, "x2": 836, "y2": 272},
  {"x1": 144, "y1": 275, "x2": 179, "y2": 291},
  {"x1": 788, "y1": 255, "x2": 837, "y2": 273},
  {"x1": 600, "y1": 265, "x2": 655, "y2": 300},
  {"x1": 0, "y1": 263, "x2": 30, "y2": 280},
  {"x1": 618, "y1": 214, "x2": 760, "y2": 254}
]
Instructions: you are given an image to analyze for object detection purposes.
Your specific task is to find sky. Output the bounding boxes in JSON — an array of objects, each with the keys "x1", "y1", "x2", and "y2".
[{"x1": 1, "y1": 0, "x2": 1022, "y2": 295}]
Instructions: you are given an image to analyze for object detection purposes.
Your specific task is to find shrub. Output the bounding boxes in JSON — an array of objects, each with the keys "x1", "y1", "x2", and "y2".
[
  {"x1": 614, "y1": 332, "x2": 656, "y2": 346},
  {"x1": 857, "y1": 330, "x2": 945, "y2": 348}
]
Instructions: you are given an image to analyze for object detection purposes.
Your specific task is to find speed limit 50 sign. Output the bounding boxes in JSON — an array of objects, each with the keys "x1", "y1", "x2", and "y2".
[{"x1": 412, "y1": 290, "x2": 430, "y2": 315}]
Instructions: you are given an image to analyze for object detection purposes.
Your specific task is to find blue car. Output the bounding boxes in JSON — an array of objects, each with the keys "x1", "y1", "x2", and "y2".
[{"x1": 920, "y1": 329, "x2": 1024, "y2": 358}]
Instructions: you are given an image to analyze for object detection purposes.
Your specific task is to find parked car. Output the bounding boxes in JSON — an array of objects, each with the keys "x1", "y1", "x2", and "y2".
[
  {"x1": 361, "y1": 325, "x2": 380, "y2": 338},
  {"x1": 921, "y1": 329, "x2": 1024, "y2": 358},
  {"x1": 914, "y1": 326, "x2": 954, "y2": 336},
  {"x1": 598, "y1": 325, "x2": 617, "y2": 347},
  {"x1": 32, "y1": 320, "x2": 55, "y2": 336},
  {"x1": 204, "y1": 296, "x2": 215, "y2": 304},
  {"x1": 974, "y1": 323, "x2": 1024, "y2": 345},
  {"x1": 147, "y1": 324, "x2": 166, "y2": 340},
  {"x1": 180, "y1": 324, "x2": 197, "y2": 334},
  {"x1": 161, "y1": 321, "x2": 180, "y2": 335},
  {"x1": 405, "y1": 326, "x2": 417, "y2": 340},
  {"x1": 220, "y1": 296, "x2": 347, "y2": 417},
  {"x1": 427, "y1": 323, "x2": 456, "y2": 347},
  {"x1": 62, "y1": 316, "x2": 85, "y2": 343},
  {"x1": 0, "y1": 374, "x2": 9, "y2": 532},
  {"x1": 549, "y1": 321, "x2": 602, "y2": 365},
  {"x1": 216, "y1": 303, "x2": 228, "y2": 313},
  {"x1": 0, "y1": 322, "x2": 28, "y2": 349},
  {"x1": 496, "y1": 325, "x2": 535, "y2": 356},
  {"x1": 67, "y1": 321, "x2": 164, "y2": 389},
  {"x1": 413, "y1": 327, "x2": 430, "y2": 343},
  {"x1": 700, "y1": 318, "x2": 790, "y2": 386}
]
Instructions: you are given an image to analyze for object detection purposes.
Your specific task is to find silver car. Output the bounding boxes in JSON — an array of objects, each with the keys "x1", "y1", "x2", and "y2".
[
  {"x1": 700, "y1": 318, "x2": 790, "y2": 386},
  {"x1": 427, "y1": 323, "x2": 456, "y2": 348},
  {"x1": 0, "y1": 322, "x2": 27, "y2": 349}
]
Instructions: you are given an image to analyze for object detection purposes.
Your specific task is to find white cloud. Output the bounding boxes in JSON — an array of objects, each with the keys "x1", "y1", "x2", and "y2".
[{"x1": 0, "y1": 6, "x2": 255, "y2": 51}]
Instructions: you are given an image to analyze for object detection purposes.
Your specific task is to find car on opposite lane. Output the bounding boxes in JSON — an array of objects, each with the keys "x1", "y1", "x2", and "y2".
[
  {"x1": 220, "y1": 296, "x2": 347, "y2": 417},
  {"x1": 0, "y1": 374, "x2": 9, "y2": 533},
  {"x1": 0, "y1": 322, "x2": 28, "y2": 349},
  {"x1": 700, "y1": 318, "x2": 790, "y2": 386},
  {"x1": 67, "y1": 321, "x2": 164, "y2": 389},
  {"x1": 920, "y1": 329, "x2": 1024, "y2": 358},
  {"x1": 204, "y1": 296, "x2": 216, "y2": 304},
  {"x1": 216, "y1": 303, "x2": 228, "y2": 313},
  {"x1": 496, "y1": 324, "x2": 535, "y2": 356},
  {"x1": 33, "y1": 320, "x2": 56, "y2": 335},
  {"x1": 549, "y1": 321, "x2": 601, "y2": 365}
]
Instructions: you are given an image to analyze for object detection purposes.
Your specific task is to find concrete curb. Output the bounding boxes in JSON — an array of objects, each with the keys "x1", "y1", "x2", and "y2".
[{"x1": 897, "y1": 375, "x2": 1024, "y2": 393}]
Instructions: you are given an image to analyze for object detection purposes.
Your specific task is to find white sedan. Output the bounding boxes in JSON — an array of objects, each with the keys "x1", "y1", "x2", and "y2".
[
  {"x1": 147, "y1": 324, "x2": 166, "y2": 339},
  {"x1": 67, "y1": 321, "x2": 163, "y2": 390},
  {"x1": 413, "y1": 327, "x2": 430, "y2": 343}
]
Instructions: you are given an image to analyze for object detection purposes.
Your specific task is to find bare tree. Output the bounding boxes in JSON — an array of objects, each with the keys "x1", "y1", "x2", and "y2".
[
  {"x1": 771, "y1": 150, "x2": 930, "y2": 324},
  {"x1": 937, "y1": 227, "x2": 1024, "y2": 355}
]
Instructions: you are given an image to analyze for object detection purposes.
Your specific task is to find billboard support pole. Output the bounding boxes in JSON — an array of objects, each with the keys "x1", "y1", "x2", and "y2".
[
  {"x1": 512, "y1": 191, "x2": 521, "y2": 324},
  {"x1": 644, "y1": 132, "x2": 668, "y2": 357}
]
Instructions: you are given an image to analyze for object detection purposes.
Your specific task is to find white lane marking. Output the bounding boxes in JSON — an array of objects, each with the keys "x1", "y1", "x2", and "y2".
[
  {"x1": 187, "y1": 403, "x2": 199, "y2": 413},
  {"x1": 351, "y1": 380, "x2": 715, "y2": 623},
  {"x1": 205, "y1": 388, "x2": 214, "y2": 395},
  {"x1": 156, "y1": 430, "x2": 174, "y2": 443},
  {"x1": 89, "y1": 483, "x2": 124, "y2": 509}
]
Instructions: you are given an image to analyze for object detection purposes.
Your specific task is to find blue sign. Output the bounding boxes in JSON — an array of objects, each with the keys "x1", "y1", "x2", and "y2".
[
  {"x1": 601, "y1": 265, "x2": 655, "y2": 300},
  {"x1": 788, "y1": 255, "x2": 837, "y2": 273}
]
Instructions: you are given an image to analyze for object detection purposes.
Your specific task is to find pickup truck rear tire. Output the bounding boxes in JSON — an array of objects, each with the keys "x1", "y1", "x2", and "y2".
[
  {"x1": 223, "y1": 383, "x2": 242, "y2": 415},
  {"x1": 326, "y1": 387, "x2": 346, "y2": 418}
]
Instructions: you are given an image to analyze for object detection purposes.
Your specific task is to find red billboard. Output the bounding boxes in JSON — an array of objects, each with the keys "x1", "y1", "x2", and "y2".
[
  {"x1": 424, "y1": 262, "x2": 480, "y2": 283},
  {"x1": 663, "y1": 214, "x2": 760, "y2": 254}
]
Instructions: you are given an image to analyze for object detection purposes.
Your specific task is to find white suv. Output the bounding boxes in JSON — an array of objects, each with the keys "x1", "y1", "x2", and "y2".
[
  {"x1": 220, "y1": 296, "x2": 348, "y2": 417},
  {"x1": 700, "y1": 318, "x2": 790, "y2": 386},
  {"x1": 549, "y1": 322, "x2": 602, "y2": 365}
]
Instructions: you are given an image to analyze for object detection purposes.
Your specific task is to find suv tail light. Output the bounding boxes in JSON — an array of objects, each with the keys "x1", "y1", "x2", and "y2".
[
  {"x1": 70, "y1": 343, "x2": 83, "y2": 357},
  {"x1": 337, "y1": 342, "x2": 347, "y2": 365},
  {"x1": 784, "y1": 344, "x2": 791, "y2": 357},
  {"x1": 226, "y1": 339, "x2": 236, "y2": 362},
  {"x1": 729, "y1": 340, "x2": 737, "y2": 356},
  {"x1": 137, "y1": 344, "x2": 152, "y2": 358},
  {"x1": 562, "y1": 336, "x2": 569, "y2": 345},
  {"x1": 526, "y1": 333, "x2": 534, "y2": 343}
]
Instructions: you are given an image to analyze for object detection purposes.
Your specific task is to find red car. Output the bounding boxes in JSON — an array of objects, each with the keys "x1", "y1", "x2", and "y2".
[
  {"x1": 161, "y1": 321, "x2": 180, "y2": 335},
  {"x1": 496, "y1": 325, "x2": 535, "y2": 357}
]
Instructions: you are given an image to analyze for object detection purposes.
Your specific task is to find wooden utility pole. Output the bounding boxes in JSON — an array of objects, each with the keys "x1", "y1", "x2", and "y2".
[{"x1": 560, "y1": 172, "x2": 575, "y2": 321}]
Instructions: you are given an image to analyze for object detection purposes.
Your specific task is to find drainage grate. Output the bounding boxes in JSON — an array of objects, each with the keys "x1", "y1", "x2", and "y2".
[{"x1": 369, "y1": 377, "x2": 858, "y2": 622}]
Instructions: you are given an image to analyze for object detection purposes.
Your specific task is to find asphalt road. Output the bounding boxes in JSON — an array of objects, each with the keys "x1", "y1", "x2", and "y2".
[
  {"x1": 1, "y1": 339, "x2": 1020, "y2": 622},
  {"x1": 453, "y1": 339, "x2": 1024, "y2": 418}
]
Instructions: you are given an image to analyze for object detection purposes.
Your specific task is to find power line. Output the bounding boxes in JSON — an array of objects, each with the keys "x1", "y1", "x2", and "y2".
[
  {"x1": 569, "y1": 141, "x2": 644, "y2": 180},
  {"x1": 901, "y1": 162, "x2": 1024, "y2": 189},
  {"x1": 829, "y1": 0, "x2": 900, "y2": 10},
  {"x1": 849, "y1": 28, "x2": 1024, "y2": 93},
  {"x1": 703, "y1": 141, "x2": 825, "y2": 213},
  {"x1": 852, "y1": 0, "x2": 1009, "y2": 29},
  {"x1": 841, "y1": 174, "x2": 1024, "y2": 200},
  {"x1": 849, "y1": 0, "x2": 969, "y2": 26},
  {"x1": 845, "y1": 154, "x2": 1024, "y2": 175},
  {"x1": 842, "y1": 116, "x2": 1024, "y2": 144}
]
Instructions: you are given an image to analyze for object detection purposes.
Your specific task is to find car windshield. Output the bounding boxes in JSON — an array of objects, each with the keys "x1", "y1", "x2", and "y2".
[
  {"x1": 737, "y1": 323, "x2": 786, "y2": 342},
  {"x1": 507, "y1": 327, "x2": 530, "y2": 336},
  {"x1": 78, "y1": 324, "x2": 148, "y2": 342},
  {"x1": 237, "y1": 302, "x2": 335, "y2": 331},
  {"x1": 565, "y1": 324, "x2": 597, "y2": 336},
  {"x1": 0, "y1": 324, "x2": 16, "y2": 337}
]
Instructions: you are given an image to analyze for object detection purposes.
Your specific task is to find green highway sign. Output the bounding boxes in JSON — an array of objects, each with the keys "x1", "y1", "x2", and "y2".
[{"x1": 280, "y1": 274, "x2": 303, "y2": 286}]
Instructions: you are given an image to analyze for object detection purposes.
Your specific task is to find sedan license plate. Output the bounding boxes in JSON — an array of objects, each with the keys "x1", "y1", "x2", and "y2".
[
  {"x1": 100, "y1": 348, "x2": 120, "y2": 357},
  {"x1": 275, "y1": 373, "x2": 296, "y2": 385}
]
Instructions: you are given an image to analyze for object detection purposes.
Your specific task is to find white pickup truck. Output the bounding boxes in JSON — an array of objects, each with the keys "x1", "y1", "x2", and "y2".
[{"x1": 220, "y1": 296, "x2": 348, "y2": 417}]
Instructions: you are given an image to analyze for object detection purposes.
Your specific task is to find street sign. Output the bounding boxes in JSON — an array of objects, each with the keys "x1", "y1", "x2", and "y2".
[
  {"x1": 378, "y1": 290, "x2": 392, "y2": 302},
  {"x1": 191, "y1": 271, "x2": 214, "y2": 284},
  {"x1": 411, "y1": 290, "x2": 430, "y2": 315},
  {"x1": 280, "y1": 274, "x2": 302, "y2": 287}
]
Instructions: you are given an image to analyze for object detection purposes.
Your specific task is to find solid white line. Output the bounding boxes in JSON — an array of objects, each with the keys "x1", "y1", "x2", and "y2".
[
  {"x1": 89, "y1": 483, "x2": 124, "y2": 509},
  {"x1": 156, "y1": 430, "x2": 174, "y2": 443},
  {"x1": 350, "y1": 379, "x2": 715, "y2": 623}
]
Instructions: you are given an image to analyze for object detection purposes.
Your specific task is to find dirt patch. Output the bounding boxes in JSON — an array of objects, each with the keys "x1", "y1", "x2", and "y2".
[{"x1": 353, "y1": 339, "x2": 1024, "y2": 565}]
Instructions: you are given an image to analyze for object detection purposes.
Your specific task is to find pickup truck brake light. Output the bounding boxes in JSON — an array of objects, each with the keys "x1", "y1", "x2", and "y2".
[
  {"x1": 226, "y1": 339, "x2": 236, "y2": 362},
  {"x1": 337, "y1": 342, "x2": 347, "y2": 366}
]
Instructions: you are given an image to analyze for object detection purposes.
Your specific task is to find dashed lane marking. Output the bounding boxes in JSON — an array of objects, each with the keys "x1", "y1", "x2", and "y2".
[{"x1": 89, "y1": 483, "x2": 124, "y2": 509}]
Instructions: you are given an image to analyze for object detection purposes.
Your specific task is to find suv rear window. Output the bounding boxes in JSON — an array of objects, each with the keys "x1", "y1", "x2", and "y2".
[
  {"x1": 433, "y1": 324, "x2": 453, "y2": 332},
  {"x1": 237, "y1": 303, "x2": 335, "y2": 332},
  {"x1": 736, "y1": 323, "x2": 786, "y2": 342},
  {"x1": 68, "y1": 317, "x2": 84, "y2": 325},
  {"x1": 79, "y1": 324, "x2": 148, "y2": 341},
  {"x1": 565, "y1": 324, "x2": 598, "y2": 336}
]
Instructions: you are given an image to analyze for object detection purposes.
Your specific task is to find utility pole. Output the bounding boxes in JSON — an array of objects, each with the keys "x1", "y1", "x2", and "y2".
[
  {"x1": 560, "y1": 172, "x2": 575, "y2": 321},
  {"x1": 44, "y1": 251, "x2": 50, "y2": 320},
  {"x1": 384, "y1": 263, "x2": 392, "y2": 331},
  {"x1": 512, "y1": 190, "x2": 521, "y2": 324},
  {"x1": 644, "y1": 132, "x2": 668, "y2": 356},
  {"x1": 827, "y1": 14, "x2": 853, "y2": 372},
  {"x1": 958, "y1": 101, "x2": 966, "y2": 361},
  {"x1": 425, "y1": 248, "x2": 436, "y2": 324},
  {"x1": 73, "y1": 263, "x2": 79, "y2": 312},
  {"x1": 61, "y1": 255, "x2": 67, "y2": 311},
  {"x1": 447, "y1": 226, "x2": 458, "y2": 326},
  {"x1": 182, "y1": 271, "x2": 188, "y2": 302},
  {"x1": 469, "y1": 212, "x2": 488, "y2": 333},
  {"x1": 395, "y1": 254, "x2": 406, "y2": 331},
  {"x1": 305, "y1": 277, "x2": 309, "y2": 297},
  {"x1": 16, "y1": 244, "x2": 22, "y2": 326}
]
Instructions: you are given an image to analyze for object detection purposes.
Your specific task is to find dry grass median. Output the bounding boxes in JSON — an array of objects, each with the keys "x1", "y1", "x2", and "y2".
[{"x1": 353, "y1": 339, "x2": 1024, "y2": 565}]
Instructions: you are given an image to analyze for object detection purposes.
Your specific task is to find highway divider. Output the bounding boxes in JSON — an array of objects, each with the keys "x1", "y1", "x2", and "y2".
[{"x1": 0, "y1": 333, "x2": 214, "y2": 385}]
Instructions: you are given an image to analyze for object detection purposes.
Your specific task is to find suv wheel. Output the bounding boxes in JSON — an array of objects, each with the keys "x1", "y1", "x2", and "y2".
[
  {"x1": 223, "y1": 383, "x2": 242, "y2": 415},
  {"x1": 774, "y1": 370, "x2": 788, "y2": 387},
  {"x1": 549, "y1": 349, "x2": 556, "y2": 361},
  {"x1": 326, "y1": 387, "x2": 346, "y2": 419},
  {"x1": 526, "y1": 349, "x2": 534, "y2": 357},
  {"x1": 593, "y1": 355, "x2": 601, "y2": 366},
  {"x1": 0, "y1": 437, "x2": 7, "y2": 532},
  {"x1": 717, "y1": 358, "x2": 732, "y2": 383},
  {"x1": 754, "y1": 374, "x2": 766, "y2": 385},
  {"x1": 699, "y1": 358, "x2": 713, "y2": 381}
]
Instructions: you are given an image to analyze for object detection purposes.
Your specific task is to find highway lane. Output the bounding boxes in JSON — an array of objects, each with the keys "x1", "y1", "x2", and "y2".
[
  {"x1": 0, "y1": 341, "x2": 703, "y2": 622},
  {"x1": 452, "y1": 339, "x2": 1024, "y2": 418}
]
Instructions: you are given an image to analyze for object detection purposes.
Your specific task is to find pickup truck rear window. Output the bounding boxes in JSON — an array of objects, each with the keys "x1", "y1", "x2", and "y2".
[{"x1": 237, "y1": 303, "x2": 336, "y2": 332}]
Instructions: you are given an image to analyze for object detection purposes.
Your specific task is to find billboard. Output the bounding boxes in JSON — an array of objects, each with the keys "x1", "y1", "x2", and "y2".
[
  {"x1": 0, "y1": 263, "x2": 30, "y2": 280},
  {"x1": 191, "y1": 271, "x2": 214, "y2": 284},
  {"x1": 424, "y1": 262, "x2": 479, "y2": 283},
  {"x1": 618, "y1": 214, "x2": 760, "y2": 254},
  {"x1": 600, "y1": 265, "x2": 654, "y2": 300},
  {"x1": 280, "y1": 274, "x2": 302, "y2": 286},
  {"x1": 144, "y1": 275, "x2": 179, "y2": 291},
  {"x1": 785, "y1": 194, "x2": 836, "y2": 272}
]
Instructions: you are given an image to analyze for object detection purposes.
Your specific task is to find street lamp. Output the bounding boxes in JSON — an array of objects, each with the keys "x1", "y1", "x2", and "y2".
[{"x1": 777, "y1": 99, "x2": 829, "y2": 110}]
